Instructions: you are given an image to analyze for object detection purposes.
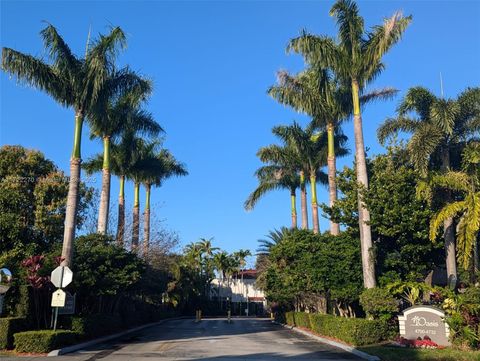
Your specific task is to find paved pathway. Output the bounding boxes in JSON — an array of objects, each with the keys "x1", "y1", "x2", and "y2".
[{"x1": 3, "y1": 318, "x2": 361, "y2": 360}]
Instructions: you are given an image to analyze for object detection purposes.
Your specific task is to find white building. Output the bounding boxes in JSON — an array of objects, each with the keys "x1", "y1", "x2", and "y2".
[{"x1": 210, "y1": 269, "x2": 267, "y2": 315}]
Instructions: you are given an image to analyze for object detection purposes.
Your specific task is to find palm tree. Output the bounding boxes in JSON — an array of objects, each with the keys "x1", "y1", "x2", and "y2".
[
  {"x1": 272, "y1": 123, "x2": 341, "y2": 234},
  {"x1": 2, "y1": 24, "x2": 130, "y2": 266},
  {"x1": 128, "y1": 139, "x2": 160, "y2": 251},
  {"x1": 245, "y1": 164, "x2": 300, "y2": 229},
  {"x1": 88, "y1": 71, "x2": 161, "y2": 235},
  {"x1": 269, "y1": 68, "x2": 396, "y2": 234},
  {"x1": 140, "y1": 149, "x2": 187, "y2": 256},
  {"x1": 288, "y1": 0, "x2": 411, "y2": 287},
  {"x1": 420, "y1": 142, "x2": 480, "y2": 271},
  {"x1": 256, "y1": 227, "x2": 292, "y2": 255},
  {"x1": 256, "y1": 141, "x2": 309, "y2": 229},
  {"x1": 379, "y1": 87, "x2": 480, "y2": 283}
]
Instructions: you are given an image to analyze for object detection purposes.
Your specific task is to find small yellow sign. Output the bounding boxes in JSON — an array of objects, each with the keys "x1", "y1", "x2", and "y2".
[{"x1": 51, "y1": 289, "x2": 66, "y2": 307}]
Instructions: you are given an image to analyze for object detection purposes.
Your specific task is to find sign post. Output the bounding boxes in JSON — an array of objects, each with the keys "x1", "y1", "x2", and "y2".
[{"x1": 50, "y1": 266, "x2": 73, "y2": 331}]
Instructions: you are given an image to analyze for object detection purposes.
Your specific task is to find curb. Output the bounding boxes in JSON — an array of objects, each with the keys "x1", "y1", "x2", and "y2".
[
  {"x1": 48, "y1": 316, "x2": 190, "y2": 356},
  {"x1": 273, "y1": 321, "x2": 380, "y2": 361}
]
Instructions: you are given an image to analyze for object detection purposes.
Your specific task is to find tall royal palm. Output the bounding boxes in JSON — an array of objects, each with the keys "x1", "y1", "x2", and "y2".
[
  {"x1": 273, "y1": 123, "x2": 345, "y2": 234},
  {"x1": 245, "y1": 162, "x2": 300, "y2": 229},
  {"x1": 139, "y1": 149, "x2": 187, "y2": 256},
  {"x1": 84, "y1": 131, "x2": 143, "y2": 245},
  {"x1": 378, "y1": 87, "x2": 480, "y2": 283},
  {"x1": 256, "y1": 141, "x2": 309, "y2": 229},
  {"x1": 269, "y1": 68, "x2": 395, "y2": 235},
  {"x1": 288, "y1": 0, "x2": 411, "y2": 286},
  {"x1": 89, "y1": 77, "x2": 161, "y2": 235},
  {"x1": 2, "y1": 24, "x2": 128, "y2": 266}
]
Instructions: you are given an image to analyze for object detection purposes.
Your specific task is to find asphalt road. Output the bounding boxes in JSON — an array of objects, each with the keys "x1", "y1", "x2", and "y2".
[{"x1": 3, "y1": 318, "x2": 361, "y2": 361}]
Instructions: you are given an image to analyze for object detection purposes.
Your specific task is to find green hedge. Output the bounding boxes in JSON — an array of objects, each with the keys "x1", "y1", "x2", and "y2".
[
  {"x1": 285, "y1": 311, "x2": 295, "y2": 326},
  {"x1": 14, "y1": 330, "x2": 78, "y2": 353},
  {"x1": 0, "y1": 317, "x2": 28, "y2": 349},
  {"x1": 71, "y1": 314, "x2": 122, "y2": 339},
  {"x1": 283, "y1": 312, "x2": 393, "y2": 346}
]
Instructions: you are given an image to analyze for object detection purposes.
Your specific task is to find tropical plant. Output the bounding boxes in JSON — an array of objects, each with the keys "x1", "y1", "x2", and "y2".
[
  {"x1": 138, "y1": 150, "x2": 187, "y2": 256},
  {"x1": 245, "y1": 162, "x2": 300, "y2": 229},
  {"x1": 2, "y1": 24, "x2": 131, "y2": 266},
  {"x1": 88, "y1": 70, "x2": 160, "y2": 235},
  {"x1": 419, "y1": 142, "x2": 480, "y2": 271},
  {"x1": 272, "y1": 123, "x2": 342, "y2": 233},
  {"x1": 288, "y1": 0, "x2": 412, "y2": 287},
  {"x1": 379, "y1": 87, "x2": 480, "y2": 282},
  {"x1": 254, "y1": 142, "x2": 308, "y2": 228},
  {"x1": 269, "y1": 68, "x2": 396, "y2": 234}
]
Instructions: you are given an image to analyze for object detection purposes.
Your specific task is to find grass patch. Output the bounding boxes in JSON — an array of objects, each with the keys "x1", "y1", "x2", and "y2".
[{"x1": 358, "y1": 345, "x2": 480, "y2": 361}]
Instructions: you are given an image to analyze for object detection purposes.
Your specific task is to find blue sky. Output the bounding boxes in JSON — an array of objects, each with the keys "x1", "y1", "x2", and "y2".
[{"x1": 1, "y1": 1, "x2": 480, "y2": 260}]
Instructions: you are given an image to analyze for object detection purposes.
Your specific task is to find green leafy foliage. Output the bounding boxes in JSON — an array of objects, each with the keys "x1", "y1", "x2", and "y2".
[
  {"x1": 359, "y1": 287, "x2": 398, "y2": 320},
  {"x1": 324, "y1": 148, "x2": 444, "y2": 284},
  {"x1": 443, "y1": 287, "x2": 480, "y2": 348},
  {"x1": 264, "y1": 230, "x2": 362, "y2": 312},
  {"x1": 14, "y1": 330, "x2": 79, "y2": 353},
  {"x1": 0, "y1": 317, "x2": 27, "y2": 350},
  {"x1": 285, "y1": 311, "x2": 393, "y2": 346},
  {"x1": 0, "y1": 145, "x2": 93, "y2": 270}
]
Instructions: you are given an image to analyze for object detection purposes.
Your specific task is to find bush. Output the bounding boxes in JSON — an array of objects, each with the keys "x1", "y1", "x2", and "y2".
[
  {"x1": 309, "y1": 314, "x2": 393, "y2": 346},
  {"x1": 293, "y1": 312, "x2": 311, "y2": 329},
  {"x1": 14, "y1": 330, "x2": 78, "y2": 353},
  {"x1": 71, "y1": 314, "x2": 122, "y2": 339},
  {"x1": 0, "y1": 317, "x2": 28, "y2": 349},
  {"x1": 283, "y1": 312, "x2": 394, "y2": 346},
  {"x1": 285, "y1": 311, "x2": 295, "y2": 326},
  {"x1": 359, "y1": 287, "x2": 398, "y2": 321}
]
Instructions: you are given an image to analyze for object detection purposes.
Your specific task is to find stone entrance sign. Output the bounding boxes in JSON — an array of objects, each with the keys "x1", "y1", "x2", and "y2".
[{"x1": 398, "y1": 306, "x2": 450, "y2": 346}]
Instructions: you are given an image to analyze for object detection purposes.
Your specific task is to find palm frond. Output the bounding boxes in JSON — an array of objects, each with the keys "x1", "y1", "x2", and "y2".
[
  {"x1": 377, "y1": 116, "x2": 422, "y2": 145},
  {"x1": 2, "y1": 48, "x2": 71, "y2": 106},
  {"x1": 429, "y1": 200, "x2": 467, "y2": 241}
]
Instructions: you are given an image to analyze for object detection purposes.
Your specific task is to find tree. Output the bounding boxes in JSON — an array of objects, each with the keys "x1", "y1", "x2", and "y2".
[
  {"x1": 420, "y1": 142, "x2": 480, "y2": 271},
  {"x1": 264, "y1": 230, "x2": 362, "y2": 314},
  {"x1": 245, "y1": 164, "x2": 300, "y2": 229},
  {"x1": 83, "y1": 131, "x2": 143, "y2": 245},
  {"x1": 288, "y1": 0, "x2": 411, "y2": 287},
  {"x1": 2, "y1": 24, "x2": 130, "y2": 266},
  {"x1": 324, "y1": 147, "x2": 444, "y2": 285},
  {"x1": 272, "y1": 123, "x2": 342, "y2": 233},
  {"x1": 255, "y1": 142, "x2": 308, "y2": 229},
  {"x1": 269, "y1": 68, "x2": 396, "y2": 234},
  {"x1": 0, "y1": 146, "x2": 93, "y2": 269},
  {"x1": 139, "y1": 150, "x2": 187, "y2": 256},
  {"x1": 88, "y1": 70, "x2": 160, "y2": 235},
  {"x1": 378, "y1": 87, "x2": 480, "y2": 283}
]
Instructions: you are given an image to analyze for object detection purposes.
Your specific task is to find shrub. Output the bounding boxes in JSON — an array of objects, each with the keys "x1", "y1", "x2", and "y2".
[
  {"x1": 71, "y1": 314, "x2": 122, "y2": 339},
  {"x1": 359, "y1": 287, "x2": 398, "y2": 320},
  {"x1": 285, "y1": 311, "x2": 295, "y2": 326},
  {"x1": 309, "y1": 314, "x2": 393, "y2": 346},
  {"x1": 293, "y1": 312, "x2": 311, "y2": 329},
  {"x1": 14, "y1": 330, "x2": 78, "y2": 353},
  {"x1": 0, "y1": 317, "x2": 27, "y2": 349}
]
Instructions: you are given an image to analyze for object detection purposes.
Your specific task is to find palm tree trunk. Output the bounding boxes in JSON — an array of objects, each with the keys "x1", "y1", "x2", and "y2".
[
  {"x1": 61, "y1": 112, "x2": 84, "y2": 267},
  {"x1": 143, "y1": 183, "x2": 151, "y2": 257},
  {"x1": 352, "y1": 79, "x2": 376, "y2": 288},
  {"x1": 132, "y1": 181, "x2": 140, "y2": 252},
  {"x1": 300, "y1": 171, "x2": 309, "y2": 230},
  {"x1": 327, "y1": 122, "x2": 340, "y2": 235},
  {"x1": 441, "y1": 147, "x2": 457, "y2": 286},
  {"x1": 97, "y1": 136, "x2": 111, "y2": 234},
  {"x1": 310, "y1": 173, "x2": 320, "y2": 234},
  {"x1": 290, "y1": 188, "x2": 297, "y2": 229},
  {"x1": 116, "y1": 175, "x2": 125, "y2": 246}
]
